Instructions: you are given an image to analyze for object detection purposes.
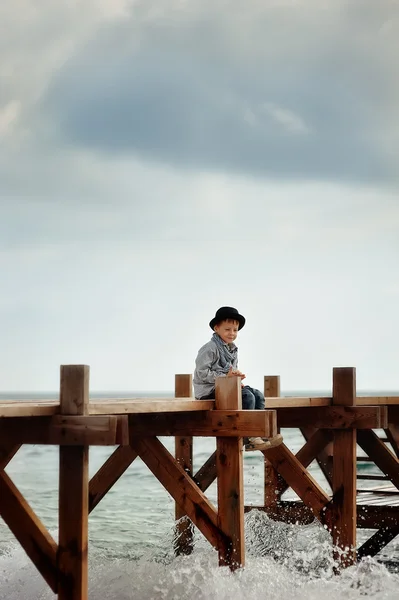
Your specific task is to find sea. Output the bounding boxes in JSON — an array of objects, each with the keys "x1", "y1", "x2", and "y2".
[{"x1": 1, "y1": 391, "x2": 399, "y2": 600}]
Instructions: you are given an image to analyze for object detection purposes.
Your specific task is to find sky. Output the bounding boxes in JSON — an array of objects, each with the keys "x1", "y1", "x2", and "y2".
[{"x1": 1, "y1": 0, "x2": 399, "y2": 394}]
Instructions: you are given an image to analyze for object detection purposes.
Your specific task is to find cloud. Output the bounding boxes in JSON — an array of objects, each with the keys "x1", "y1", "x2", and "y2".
[{"x1": 24, "y1": 0, "x2": 398, "y2": 186}]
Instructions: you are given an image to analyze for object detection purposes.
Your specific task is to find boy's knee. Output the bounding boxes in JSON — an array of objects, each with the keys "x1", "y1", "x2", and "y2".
[{"x1": 241, "y1": 388, "x2": 255, "y2": 410}]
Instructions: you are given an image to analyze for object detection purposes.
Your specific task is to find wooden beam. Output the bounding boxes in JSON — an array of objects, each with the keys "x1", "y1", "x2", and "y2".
[
  {"x1": 277, "y1": 428, "x2": 333, "y2": 497},
  {"x1": 0, "y1": 402, "x2": 59, "y2": 417},
  {"x1": 215, "y1": 376, "x2": 244, "y2": 569},
  {"x1": 58, "y1": 365, "x2": 89, "y2": 600},
  {"x1": 130, "y1": 436, "x2": 227, "y2": 552},
  {"x1": 194, "y1": 451, "x2": 217, "y2": 492},
  {"x1": 0, "y1": 415, "x2": 128, "y2": 446},
  {"x1": 264, "y1": 375, "x2": 280, "y2": 398},
  {"x1": 88, "y1": 399, "x2": 214, "y2": 414},
  {"x1": 385, "y1": 425, "x2": 399, "y2": 458},
  {"x1": 264, "y1": 397, "x2": 331, "y2": 408},
  {"x1": 357, "y1": 429, "x2": 399, "y2": 490},
  {"x1": 272, "y1": 406, "x2": 387, "y2": 429},
  {"x1": 300, "y1": 426, "x2": 333, "y2": 487},
  {"x1": 264, "y1": 376, "x2": 281, "y2": 509},
  {"x1": 89, "y1": 445, "x2": 138, "y2": 513},
  {"x1": 129, "y1": 409, "x2": 276, "y2": 437},
  {"x1": 0, "y1": 442, "x2": 21, "y2": 470},
  {"x1": 245, "y1": 502, "x2": 315, "y2": 525},
  {"x1": 357, "y1": 526, "x2": 399, "y2": 560},
  {"x1": 356, "y1": 397, "x2": 399, "y2": 405},
  {"x1": 331, "y1": 367, "x2": 357, "y2": 568},
  {"x1": 246, "y1": 501, "x2": 399, "y2": 530},
  {"x1": 263, "y1": 443, "x2": 330, "y2": 518},
  {"x1": 174, "y1": 374, "x2": 194, "y2": 556},
  {"x1": 0, "y1": 470, "x2": 58, "y2": 592}
]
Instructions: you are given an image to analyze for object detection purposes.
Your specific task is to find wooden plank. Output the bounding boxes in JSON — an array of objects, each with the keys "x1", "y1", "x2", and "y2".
[
  {"x1": 215, "y1": 376, "x2": 244, "y2": 569},
  {"x1": 129, "y1": 410, "x2": 276, "y2": 437},
  {"x1": 174, "y1": 374, "x2": 194, "y2": 556},
  {"x1": 357, "y1": 397, "x2": 399, "y2": 405},
  {"x1": 58, "y1": 365, "x2": 89, "y2": 600},
  {"x1": 0, "y1": 470, "x2": 58, "y2": 592},
  {"x1": 263, "y1": 443, "x2": 330, "y2": 517},
  {"x1": 89, "y1": 399, "x2": 214, "y2": 414},
  {"x1": 264, "y1": 397, "x2": 331, "y2": 408},
  {"x1": 357, "y1": 526, "x2": 399, "y2": 559},
  {"x1": 130, "y1": 436, "x2": 227, "y2": 552},
  {"x1": 331, "y1": 367, "x2": 357, "y2": 568},
  {"x1": 0, "y1": 402, "x2": 59, "y2": 417},
  {"x1": 357, "y1": 429, "x2": 399, "y2": 490},
  {"x1": 89, "y1": 445, "x2": 138, "y2": 513},
  {"x1": 273, "y1": 406, "x2": 387, "y2": 429},
  {"x1": 0, "y1": 416, "x2": 124, "y2": 446}
]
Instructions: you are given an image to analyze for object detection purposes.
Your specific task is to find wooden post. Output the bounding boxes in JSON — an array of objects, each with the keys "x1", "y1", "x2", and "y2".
[
  {"x1": 332, "y1": 367, "x2": 357, "y2": 568},
  {"x1": 264, "y1": 376, "x2": 281, "y2": 508},
  {"x1": 215, "y1": 376, "x2": 244, "y2": 569},
  {"x1": 174, "y1": 374, "x2": 194, "y2": 555},
  {"x1": 58, "y1": 365, "x2": 90, "y2": 600}
]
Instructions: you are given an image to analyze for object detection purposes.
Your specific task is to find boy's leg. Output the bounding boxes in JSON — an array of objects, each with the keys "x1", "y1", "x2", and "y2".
[
  {"x1": 241, "y1": 386, "x2": 255, "y2": 410},
  {"x1": 252, "y1": 388, "x2": 265, "y2": 410},
  {"x1": 242, "y1": 387, "x2": 283, "y2": 451}
]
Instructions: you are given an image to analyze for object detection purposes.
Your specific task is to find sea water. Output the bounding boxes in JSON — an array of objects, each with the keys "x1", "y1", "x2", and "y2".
[{"x1": 1, "y1": 392, "x2": 398, "y2": 599}]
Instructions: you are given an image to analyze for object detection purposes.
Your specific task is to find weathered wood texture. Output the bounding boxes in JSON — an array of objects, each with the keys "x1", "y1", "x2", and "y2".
[
  {"x1": 215, "y1": 376, "x2": 244, "y2": 569},
  {"x1": 332, "y1": 367, "x2": 357, "y2": 568},
  {"x1": 174, "y1": 374, "x2": 194, "y2": 555},
  {"x1": 129, "y1": 410, "x2": 276, "y2": 437},
  {"x1": 264, "y1": 443, "x2": 330, "y2": 518},
  {"x1": 272, "y1": 406, "x2": 387, "y2": 429},
  {"x1": 58, "y1": 365, "x2": 89, "y2": 600},
  {"x1": 89, "y1": 445, "x2": 138, "y2": 513},
  {"x1": 264, "y1": 376, "x2": 282, "y2": 508},
  {"x1": 131, "y1": 436, "x2": 226, "y2": 551},
  {"x1": 89, "y1": 399, "x2": 214, "y2": 414},
  {"x1": 0, "y1": 470, "x2": 58, "y2": 592},
  {"x1": 0, "y1": 442, "x2": 21, "y2": 469},
  {"x1": 357, "y1": 429, "x2": 399, "y2": 490},
  {"x1": 0, "y1": 415, "x2": 128, "y2": 446}
]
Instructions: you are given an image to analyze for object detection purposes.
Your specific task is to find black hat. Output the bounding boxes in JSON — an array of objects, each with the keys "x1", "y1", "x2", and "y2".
[{"x1": 209, "y1": 306, "x2": 246, "y2": 330}]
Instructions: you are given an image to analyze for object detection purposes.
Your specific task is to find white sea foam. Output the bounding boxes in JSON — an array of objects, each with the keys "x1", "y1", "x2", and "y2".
[{"x1": 1, "y1": 512, "x2": 398, "y2": 600}]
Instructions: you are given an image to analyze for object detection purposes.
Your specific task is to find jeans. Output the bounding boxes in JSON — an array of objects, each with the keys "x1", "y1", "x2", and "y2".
[
  {"x1": 199, "y1": 385, "x2": 265, "y2": 410},
  {"x1": 241, "y1": 385, "x2": 265, "y2": 410}
]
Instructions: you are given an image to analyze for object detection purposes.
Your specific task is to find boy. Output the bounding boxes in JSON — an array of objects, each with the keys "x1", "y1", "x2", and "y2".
[{"x1": 193, "y1": 306, "x2": 283, "y2": 452}]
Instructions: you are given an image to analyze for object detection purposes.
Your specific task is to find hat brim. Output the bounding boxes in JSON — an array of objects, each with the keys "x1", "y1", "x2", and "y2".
[{"x1": 209, "y1": 314, "x2": 245, "y2": 331}]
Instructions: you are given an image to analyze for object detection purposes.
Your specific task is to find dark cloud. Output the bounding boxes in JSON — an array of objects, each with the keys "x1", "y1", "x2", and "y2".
[{"x1": 23, "y1": 2, "x2": 399, "y2": 185}]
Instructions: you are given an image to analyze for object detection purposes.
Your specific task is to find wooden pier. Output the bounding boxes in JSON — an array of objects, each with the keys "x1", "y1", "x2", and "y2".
[{"x1": 1, "y1": 365, "x2": 399, "y2": 599}]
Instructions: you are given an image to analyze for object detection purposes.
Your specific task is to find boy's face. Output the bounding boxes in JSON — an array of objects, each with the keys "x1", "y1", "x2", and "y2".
[{"x1": 214, "y1": 319, "x2": 239, "y2": 344}]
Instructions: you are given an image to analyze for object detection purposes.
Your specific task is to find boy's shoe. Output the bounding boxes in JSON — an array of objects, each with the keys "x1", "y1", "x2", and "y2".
[
  {"x1": 245, "y1": 437, "x2": 272, "y2": 452},
  {"x1": 244, "y1": 434, "x2": 284, "y2": 452},
  {"x1": 262, "y1": 433, "x2": 284, "y2": 449}
]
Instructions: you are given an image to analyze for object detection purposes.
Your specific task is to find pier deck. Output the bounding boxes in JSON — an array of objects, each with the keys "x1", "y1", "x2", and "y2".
[{"x1": 1, "y1": 365, "x2": 399, "y2": 599}]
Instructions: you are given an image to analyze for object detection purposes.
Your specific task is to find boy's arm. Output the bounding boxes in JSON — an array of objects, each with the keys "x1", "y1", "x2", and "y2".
[{"x1": 195, "y1": 345, "x2": 227, "y2": 384}]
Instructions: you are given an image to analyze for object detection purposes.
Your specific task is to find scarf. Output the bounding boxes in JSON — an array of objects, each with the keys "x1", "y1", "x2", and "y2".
[{"x1": 212, "y1": 332, "x2": 238, "y2": 373}]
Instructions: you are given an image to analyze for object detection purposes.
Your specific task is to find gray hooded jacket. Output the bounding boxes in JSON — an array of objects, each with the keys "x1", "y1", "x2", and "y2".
[{"x1": 193, "y1": 337, "x2": 238, "y2": 399}]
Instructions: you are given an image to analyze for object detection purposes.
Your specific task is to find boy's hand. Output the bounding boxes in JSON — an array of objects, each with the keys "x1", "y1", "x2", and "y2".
[{"x1": 227, "y1": 367, "x2": 246, "y2": 380}]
